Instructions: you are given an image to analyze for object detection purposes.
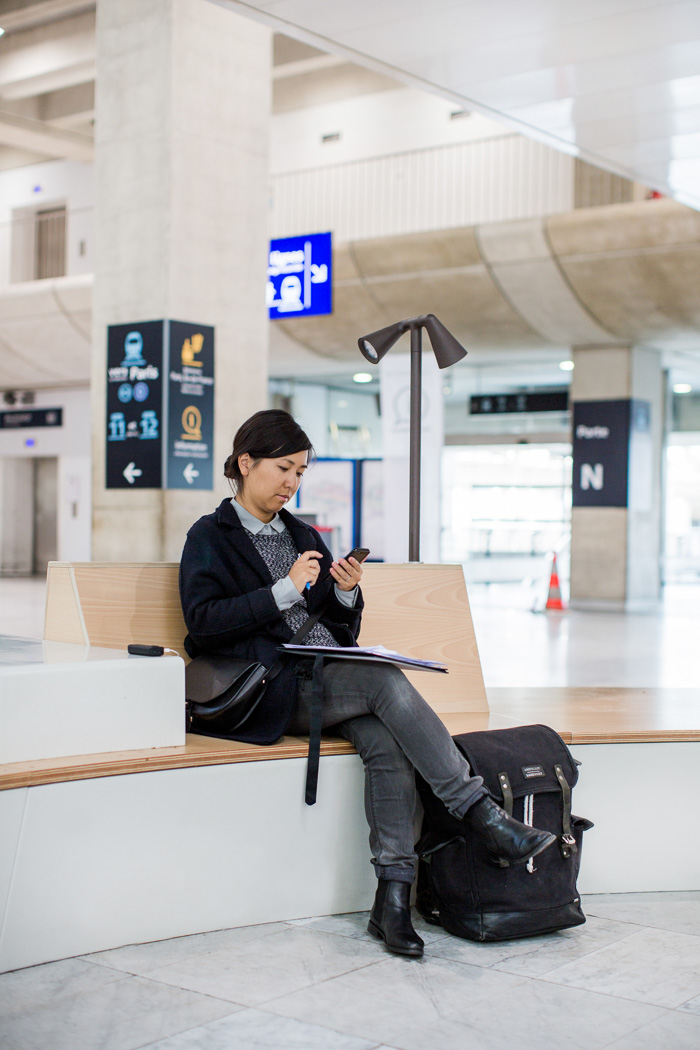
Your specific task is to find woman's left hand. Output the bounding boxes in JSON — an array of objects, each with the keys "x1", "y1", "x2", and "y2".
[{"x1": 330, "y1": 556, "x2": 364, "y2": 592}]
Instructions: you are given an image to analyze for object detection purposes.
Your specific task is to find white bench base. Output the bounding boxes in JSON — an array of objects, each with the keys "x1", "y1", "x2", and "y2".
[{"x1": 1, "y1": 741, "x2": 698, "y2": 973}]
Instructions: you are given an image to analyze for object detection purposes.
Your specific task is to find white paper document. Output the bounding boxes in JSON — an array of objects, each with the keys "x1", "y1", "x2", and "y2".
[{"x1": 280, "y1": 642, "x2": 448, "y2": 673}]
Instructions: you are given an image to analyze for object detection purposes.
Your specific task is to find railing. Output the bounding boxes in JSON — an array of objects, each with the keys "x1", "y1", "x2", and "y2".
[
  {"x1": 0, "y1": 136, "x2": 575, "y2": 289},
  {"x1": 270, "y1": 134, "x2": 574, "y2": 241}
]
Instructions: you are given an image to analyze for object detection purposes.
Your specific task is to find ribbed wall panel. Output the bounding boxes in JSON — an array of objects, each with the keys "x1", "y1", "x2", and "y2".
[{"x1": 270, "y1": 136, "x2": 574, "y2": 241}]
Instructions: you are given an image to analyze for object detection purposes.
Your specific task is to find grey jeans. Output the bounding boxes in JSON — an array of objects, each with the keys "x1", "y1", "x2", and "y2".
[{"x1": 288, "y1": 659, "x2": 487, "y2": 883}]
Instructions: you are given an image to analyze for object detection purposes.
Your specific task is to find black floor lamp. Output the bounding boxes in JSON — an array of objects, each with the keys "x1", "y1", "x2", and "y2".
[{"x1": 357, "y1": 314, "x2": 467, "y2": 562}]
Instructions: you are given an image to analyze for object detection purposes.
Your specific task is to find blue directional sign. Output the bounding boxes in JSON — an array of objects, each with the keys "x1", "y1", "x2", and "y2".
[{"x1": 267, "y1": 231, "x2": 332, "y2": 319}]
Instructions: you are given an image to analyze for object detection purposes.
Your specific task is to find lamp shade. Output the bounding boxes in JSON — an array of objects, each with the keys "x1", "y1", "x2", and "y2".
[
  {"x1": 422, "y1": 314, "x2": 468, "y2": 368},
  {"x1": 358, "y1": 321, "x2": 407, "y2": 363}
]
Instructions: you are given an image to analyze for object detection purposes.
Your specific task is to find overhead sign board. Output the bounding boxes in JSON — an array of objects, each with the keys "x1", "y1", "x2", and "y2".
[
  {"x1": 166, "y1": 321, "x2": 215, "y2": 490},
  {"x1": 470, "y1": 392, "x2": 568, "y2": 415},
  {"x1": 106, "y1": 320, "x2": 215, "y2": 490},
  {"x1": 0, "y1": 408, "x2": 63, "y2": 429},
  {"x1": 267, "y1": 231, "x2": 332, "y2": 319}
]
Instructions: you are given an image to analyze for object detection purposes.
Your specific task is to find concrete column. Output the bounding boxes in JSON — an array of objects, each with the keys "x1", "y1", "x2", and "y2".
[
  {"x1": 92, "y1": 0, "x2": 271, "y2": 561},
  {"x1": 569, "y1": 345, "x2": 665, "y2": 609}
]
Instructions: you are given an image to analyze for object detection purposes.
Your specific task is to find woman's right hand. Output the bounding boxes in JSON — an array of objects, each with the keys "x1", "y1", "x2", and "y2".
[{"x1": 288, "y1": 550, "x2": 322, "y2": 594}]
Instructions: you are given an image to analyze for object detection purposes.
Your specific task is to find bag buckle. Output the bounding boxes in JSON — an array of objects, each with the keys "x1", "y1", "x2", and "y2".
[{"x1": 560, "y1": 832, "x2": 577, "y2": 858}]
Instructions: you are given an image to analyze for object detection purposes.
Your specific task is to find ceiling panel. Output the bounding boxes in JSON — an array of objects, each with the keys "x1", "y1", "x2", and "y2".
[{"x1": 215, "y1": 0, "x2": 700, "y2": 209}]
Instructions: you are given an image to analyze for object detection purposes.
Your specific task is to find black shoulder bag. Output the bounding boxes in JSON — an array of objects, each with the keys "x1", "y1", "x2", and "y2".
[{"x1": 185, "y1": 607, "x2": 325, "y2": 738}]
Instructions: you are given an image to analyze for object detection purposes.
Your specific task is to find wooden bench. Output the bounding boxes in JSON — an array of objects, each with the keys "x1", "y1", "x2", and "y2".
[{"x1": 1, "y1": 561, "x2": 699, "y2": 972}]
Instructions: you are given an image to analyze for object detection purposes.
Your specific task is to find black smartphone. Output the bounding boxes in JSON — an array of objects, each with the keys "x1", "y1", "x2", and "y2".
[
  {"x1": 323, "y1": 547, "x2": 370, "y2": 581},
  {"x1": 342, "y1": 547, "x2": 370, "y2": 565}
]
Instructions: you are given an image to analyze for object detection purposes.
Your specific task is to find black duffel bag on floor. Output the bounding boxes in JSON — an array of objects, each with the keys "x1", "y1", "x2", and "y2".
[{"x1": 415, "y1": 724, "x2": 594, "y2": 942}]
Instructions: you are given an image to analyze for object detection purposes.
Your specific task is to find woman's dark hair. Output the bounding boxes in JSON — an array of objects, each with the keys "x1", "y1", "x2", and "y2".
[{"x1": 224, "y1": 410, "x2": 314, "y2": 491}]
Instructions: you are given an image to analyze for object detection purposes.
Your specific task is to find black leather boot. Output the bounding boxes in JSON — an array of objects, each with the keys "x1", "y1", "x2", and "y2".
[
  {"x1": 367, "y1": 880, "x2": 424, "y2": 957},
  {"x1": 466, "y1": 796, "x2": 556, "y2": 864}
]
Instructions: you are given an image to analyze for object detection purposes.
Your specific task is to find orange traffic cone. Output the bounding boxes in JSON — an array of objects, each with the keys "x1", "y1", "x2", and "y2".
[{"x1": 545, "y1": 553, "x2": 566, "y2": 611}]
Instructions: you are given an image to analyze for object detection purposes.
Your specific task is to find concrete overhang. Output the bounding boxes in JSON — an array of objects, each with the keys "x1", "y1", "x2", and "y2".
[
  {"x1": 1, "y1": 199, "x2": 699, "y2": 390},
  {"x1": 277, "y1": 198, "x2": 700, "y2": 360}
]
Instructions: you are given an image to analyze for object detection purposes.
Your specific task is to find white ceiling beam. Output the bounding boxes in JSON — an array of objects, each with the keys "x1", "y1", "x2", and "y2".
[
  {"x1": 0, "y1": 60, "x2": 96, "y2": 100},
  {"x1": 0, "y1": 109, "x2": 93, "y2": 161},
  {"x1": 0, "y1": 1, "x2": 95, "y2": 35},
  {"x1": 273, "y1": 54, "x2": 346, "y2": 79},
  {"x1": 0, "y1": 11, "x2": 95, "y2": 100}
]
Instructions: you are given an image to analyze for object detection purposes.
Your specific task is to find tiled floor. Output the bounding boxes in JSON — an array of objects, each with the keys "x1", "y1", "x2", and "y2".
[
  {"x1": 1, "y1": 895, "x2": 700, "y2": 1050},
  {"x1": 1, "y1": 578, "x2": 699, "y2": 1049}
]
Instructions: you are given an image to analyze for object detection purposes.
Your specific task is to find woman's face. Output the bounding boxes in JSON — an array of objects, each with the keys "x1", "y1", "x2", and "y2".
[{"x1": 237, "y1": 449, "x2": 308, "y2": 520}]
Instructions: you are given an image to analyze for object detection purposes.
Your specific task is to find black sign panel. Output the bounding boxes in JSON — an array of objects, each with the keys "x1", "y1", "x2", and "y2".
[
  {"x1": 106, "y1": 321, "x2": 164, "y2": 488},
  {"x1": 166, "y1": 321, "x2": 215, "y2": 490},
  {"x1": 572, "y1": 400, "x2": 633, "y2": 508},
  {"x1": 0, "y1": 408, "x2": 63, "y2": 429},
  {"x1": 470, "y1": 392, "x2": 568, "y2": 415}
]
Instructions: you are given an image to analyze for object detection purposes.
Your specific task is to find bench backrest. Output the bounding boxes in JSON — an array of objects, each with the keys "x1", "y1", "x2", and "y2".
[{"x1": 44, "y1": 562, "x2": 488, "y2": 714}]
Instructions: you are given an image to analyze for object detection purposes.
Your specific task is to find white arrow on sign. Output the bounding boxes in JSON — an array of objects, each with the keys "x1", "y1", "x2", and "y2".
[
  {"x1": 123, "y1": 462, "x2": 142, "y2": 485},
  {"x1": 183, "y1": 463, "x2": 200, "y2": 485},
  {"x1": 310, "y1": 263, "x2": 328, "y2": 283}
]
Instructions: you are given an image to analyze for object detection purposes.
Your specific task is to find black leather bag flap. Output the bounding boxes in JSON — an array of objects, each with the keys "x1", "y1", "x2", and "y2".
[{"x1": 453, "y1": 724, "x2": 578, "y2": 798}]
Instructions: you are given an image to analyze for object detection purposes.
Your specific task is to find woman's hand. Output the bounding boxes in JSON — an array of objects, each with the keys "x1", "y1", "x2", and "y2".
[
  {"x1": 330, "y1": 555, "x2": 364, "y2": 592},
  {"x1": 289, "y1": 550, "x2": 322, "y2": 594}
]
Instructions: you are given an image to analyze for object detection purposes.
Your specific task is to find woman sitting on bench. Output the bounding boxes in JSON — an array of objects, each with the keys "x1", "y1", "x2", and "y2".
[{"x1": 179, "y1": 409, "x2": 554, "y2": 958}]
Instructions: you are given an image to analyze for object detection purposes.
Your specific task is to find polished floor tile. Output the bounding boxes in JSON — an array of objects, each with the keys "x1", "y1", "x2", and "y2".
[
  {"x1": 426, "y1": 913, "x2": 639, "y2": 977},
  {"x1": 390, "y1": 980, "x2": 665, "y2": 1050},
  {"x1": 84, "y1": 921, "x2": 289, "y2": 978},
  {"x1": 137, "y1": 925, "x2": 384, "y2": 1007},
  {"x1": 265, "y1": 954, "x2": 525, "y2": 1046},
  {"x1": 0, "y1": 579, "x2": 45, "y2": 641},
  {"x1": 606, "y1": 1008, "x2": 700, "y2": 1049},
  {"x1": 141, "y1": 1006, "x2": 381, "y2": 1050},
  {"x1": 541, "y1": 926, "x2": 700, "y2": 1008},
  {"x1": 0, "y1": 974, "x2": 238, "y2": 1050},
  {"x1": 584, "y1": 890, "x2": 700, "y2": 938},
  {"x1": 0, "y1": 957, "x2": 128, "y2": 1017}
]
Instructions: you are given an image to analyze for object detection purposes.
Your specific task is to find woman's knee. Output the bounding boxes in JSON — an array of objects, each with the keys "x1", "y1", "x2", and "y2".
[
  {"x1": 374, "y1": 664, "x2": 423, "y2": 710},
  {"x1": 342, "y1": 715, "x2": 412, "y2": 771}
]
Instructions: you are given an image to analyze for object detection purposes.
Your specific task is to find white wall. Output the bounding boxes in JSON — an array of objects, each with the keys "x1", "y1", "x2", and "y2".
[
  {"x1": 270, "y1": 86, "x2": 574, "y2": 240},
  {"x1": 270, "y1": 86, "x2": 510, "y2": 173},
  {"x1": 0, "y1": 159, "x2": 93, "y2": 289},
  {"x1": 0, "y1": 386, "x2": 91, "y2": 563}
]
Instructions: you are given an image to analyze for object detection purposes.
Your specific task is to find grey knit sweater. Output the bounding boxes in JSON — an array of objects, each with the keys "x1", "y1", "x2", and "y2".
[{"x1": 246, "y1": 528, "x2": 339, "y2": 647}]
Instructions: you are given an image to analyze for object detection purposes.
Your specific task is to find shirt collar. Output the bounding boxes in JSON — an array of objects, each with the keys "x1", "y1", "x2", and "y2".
[{"x1": 231, "y1": 497, "x2": 286, "y2": 534}]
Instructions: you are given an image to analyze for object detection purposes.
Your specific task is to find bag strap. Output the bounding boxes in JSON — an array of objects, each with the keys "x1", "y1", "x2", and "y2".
[
  {"x1": 304, "y1": 652, "x2": 325, "y2": 805},
  {"x1": 554, "y1": 762, "x2": 577, "y2": 858},
  {"x1": 263, "y1": 605, "x2": 325, "y2": 685},
  {"x1": 498, "y1": 771, "x2": 513, "y2": 816},
  {"x1": 495, "y1": 770, "x2": 513, "y2": 868}
]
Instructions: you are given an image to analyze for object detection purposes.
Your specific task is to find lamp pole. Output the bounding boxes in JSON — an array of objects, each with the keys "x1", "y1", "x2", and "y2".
[
  {"x1": 409, "y1": 324, "x2": 423, "y2": 562},
  {"x1": 357, "y1": 313, "x2": 467, "y2": 565}
]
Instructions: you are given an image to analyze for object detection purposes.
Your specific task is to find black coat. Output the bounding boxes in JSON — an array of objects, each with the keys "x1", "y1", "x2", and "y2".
[{"x1": 179, "y1": 498, "x2": 364, "y2": 743}]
